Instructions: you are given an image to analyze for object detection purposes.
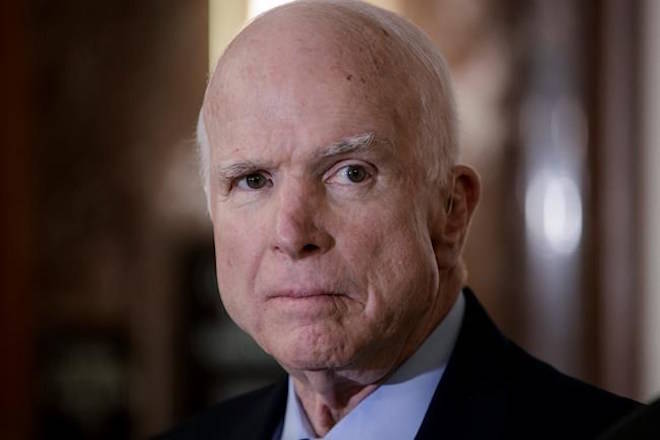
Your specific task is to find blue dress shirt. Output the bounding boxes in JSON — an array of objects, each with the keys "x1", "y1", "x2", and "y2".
[{"x1": 277, "y1": 291, "x2": 466, "y2": 440}]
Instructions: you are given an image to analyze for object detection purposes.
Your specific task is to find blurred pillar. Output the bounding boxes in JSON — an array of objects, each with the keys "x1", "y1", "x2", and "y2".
[
  {"x1": 519, "y1": 0, "x2": 588, "y2": 380},
  {"x1": 640, "y1": 0, "x2": 660, "y2": 402},
  {"x1": 0, "y1": 1, "x2": 33, "y2": 438},
  {"x1": 595, "y1": 0, "x2": 641, "y2": 399}
]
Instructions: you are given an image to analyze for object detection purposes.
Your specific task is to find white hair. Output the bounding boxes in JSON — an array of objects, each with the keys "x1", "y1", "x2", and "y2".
[
  {"x1": 196, "y1": 111, "x2": 211, "y2": 203},
  {"x1": 196, "y1": 0, "x2": 458, "y2": 204}
]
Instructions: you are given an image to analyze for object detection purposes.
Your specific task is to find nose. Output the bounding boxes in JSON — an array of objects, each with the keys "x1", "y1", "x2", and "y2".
[{"x1": 272, "y1": 180, "x2": 334, "y2": 259}]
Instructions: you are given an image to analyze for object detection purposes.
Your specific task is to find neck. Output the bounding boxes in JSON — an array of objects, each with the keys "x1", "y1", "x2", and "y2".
[
  {"x1": 292, "y1": 373, "x2": 379, "y2": 436},
  {"x1": 290, "y1": 271, "x2": 464, "y2": 436}
]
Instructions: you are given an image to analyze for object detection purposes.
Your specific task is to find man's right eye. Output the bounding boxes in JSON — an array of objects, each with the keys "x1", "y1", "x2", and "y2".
[{"x1": 236, "y1": 172, "x2": 271, "y2": 190}]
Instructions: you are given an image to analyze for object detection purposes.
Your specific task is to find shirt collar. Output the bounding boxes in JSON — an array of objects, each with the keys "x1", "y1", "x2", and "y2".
[{"x1": 279, "y1": 291, "x2": 466, "y2": 440}]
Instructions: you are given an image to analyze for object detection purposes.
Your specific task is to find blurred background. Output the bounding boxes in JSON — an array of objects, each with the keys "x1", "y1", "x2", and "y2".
[{"x1": 1, "y1": 0, "x2": 659, "y2": 438}]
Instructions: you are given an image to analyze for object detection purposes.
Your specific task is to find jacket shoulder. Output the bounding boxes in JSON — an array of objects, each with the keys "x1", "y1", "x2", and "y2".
[
  {"x1": 418, "y1": 288, "x2": 641, "y2": 439},
  {"x1": 504, "y1": 340, "x2": 640, "y2": 436},
  {"x1": 153, "y1": 380, "x2": 287, "y2": 440}
]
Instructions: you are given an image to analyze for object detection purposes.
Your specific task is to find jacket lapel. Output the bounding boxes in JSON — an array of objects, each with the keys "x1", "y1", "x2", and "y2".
[
  {"x1": 225, "y1": 378, "x2": 288, "y2": 440},
  {"x1": 416, "y1": 288, "x2": 509, "y2": 439}
]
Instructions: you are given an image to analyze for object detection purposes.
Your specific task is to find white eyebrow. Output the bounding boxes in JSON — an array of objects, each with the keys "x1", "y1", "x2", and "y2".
[
  {"x1": 214, "y1": 160, "x2": 264, "y2": 183},
  {"x1": 320, "y1": 133, "x2": 380, "y2": 158},
  {"x1": 212, "y1": 132, "x2": 392, "y2": 184}
]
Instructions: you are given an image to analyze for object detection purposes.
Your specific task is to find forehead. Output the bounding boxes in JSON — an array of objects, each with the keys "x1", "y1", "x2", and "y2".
[{"x1": 203, "y1": 9, "x2": 419, "y2": 160}]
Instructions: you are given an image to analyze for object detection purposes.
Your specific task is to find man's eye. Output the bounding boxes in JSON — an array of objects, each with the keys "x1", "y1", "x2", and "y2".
[
  {"x1": 345, "y1": 165, "x2": 368, "y2": 183},
  {"x1": 236, "y1": 172, "x2": 271, "y2": 190},
  {"x1": 328, "y1": 164, "x2": 372, "y2": 185}
]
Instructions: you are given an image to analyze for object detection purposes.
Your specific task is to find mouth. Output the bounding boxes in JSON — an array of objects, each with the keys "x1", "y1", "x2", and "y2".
[
  {"x1": 264, "y1": 287, "x2": 357, "y2": 319},
  {"x1": 267, "y1": 289, "x2": 345, "y2": 300}
]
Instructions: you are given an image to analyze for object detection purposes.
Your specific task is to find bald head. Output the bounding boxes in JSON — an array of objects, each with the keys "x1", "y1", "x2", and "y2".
[{"x1": 198, "y1": 0, "x2": 457, "y2": 199}]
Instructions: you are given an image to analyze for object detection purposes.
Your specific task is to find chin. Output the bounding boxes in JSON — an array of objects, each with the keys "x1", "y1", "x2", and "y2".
[{"x1": 266, "y1": 331, "x2": 358, "y2": 372}]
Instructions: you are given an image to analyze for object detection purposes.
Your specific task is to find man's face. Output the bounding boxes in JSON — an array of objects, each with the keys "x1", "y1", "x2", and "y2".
[{"x1": 204, "y1": 28, "x2": 446, "y2": 375}]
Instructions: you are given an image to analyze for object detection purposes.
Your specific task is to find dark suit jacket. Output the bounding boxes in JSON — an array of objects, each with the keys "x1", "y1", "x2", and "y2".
[
  {"x1": 156, "y1": 288, "x2": 640, "y2": 439},
  {"x1": 599, "y1": 397, "x2": 660, "y2": 439}
]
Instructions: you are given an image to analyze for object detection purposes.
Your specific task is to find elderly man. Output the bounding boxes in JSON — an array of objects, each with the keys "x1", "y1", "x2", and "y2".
[{"x1": 159, "y1": 1, "x2": 638, "y2": 438}]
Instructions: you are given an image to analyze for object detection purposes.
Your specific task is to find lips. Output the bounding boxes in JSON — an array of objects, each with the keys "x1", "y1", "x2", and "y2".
[{"x1": 266, "y1": 289, "x2": 344, "y2": 299}]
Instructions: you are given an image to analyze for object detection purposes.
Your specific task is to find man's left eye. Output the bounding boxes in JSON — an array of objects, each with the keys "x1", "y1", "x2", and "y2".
[
  {"x1": 345, "y1": 165, "x2": 368, "y2": 183},
  {"x1": 327, "y1": 164, "x2": 372, "y2": 185}
]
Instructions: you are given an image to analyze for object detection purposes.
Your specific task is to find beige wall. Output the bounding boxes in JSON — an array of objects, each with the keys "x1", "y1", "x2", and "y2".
[{"x1": 209, "y1": 0, "x2": 246, "y2": 71}]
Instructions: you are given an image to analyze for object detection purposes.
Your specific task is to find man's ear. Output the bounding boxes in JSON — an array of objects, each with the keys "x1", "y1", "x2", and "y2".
[{"x1": 431, "y1": 165, "x2": 481, "y2": 267}]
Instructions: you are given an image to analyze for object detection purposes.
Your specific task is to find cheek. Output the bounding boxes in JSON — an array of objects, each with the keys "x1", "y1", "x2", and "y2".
[
  {"x1": 214, "y1": 219, "x2": 240, "y2": 275},
  {"x1": 213, "y1": 208, "x2": 267, "y2": 272},
  {"x1": 212, "y1": 215, "x2": 267, "y2": 325},
  {"x1": 346, "y1": 199, "x2": 438, "y2": 315},
  {"x1": 216, "y1": 244, "x2": 235, "y2": 270}
]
